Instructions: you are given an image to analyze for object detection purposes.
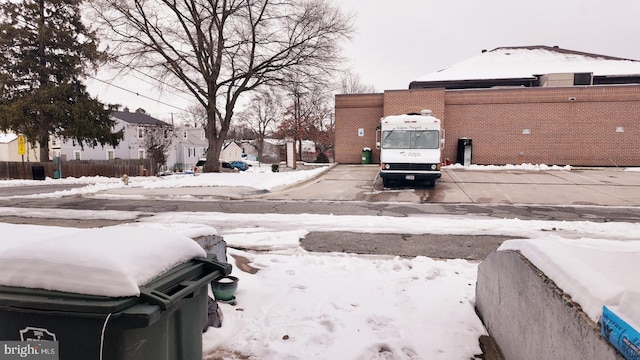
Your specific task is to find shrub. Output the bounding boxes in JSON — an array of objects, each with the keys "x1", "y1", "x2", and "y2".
[{"x1": 316, "y1": 152, "x2": 329, "y2": 163}]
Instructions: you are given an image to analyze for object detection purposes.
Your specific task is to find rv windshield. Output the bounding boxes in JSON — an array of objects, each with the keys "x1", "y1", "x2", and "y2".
[{"x1": 382, "y1": 130, "x2": 439, "y2": 149}]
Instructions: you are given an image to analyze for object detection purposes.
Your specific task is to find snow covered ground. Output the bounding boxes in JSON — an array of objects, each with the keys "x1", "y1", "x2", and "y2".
[{"x1": 0, "y1": 163, "x2": 639, "y2": 359}]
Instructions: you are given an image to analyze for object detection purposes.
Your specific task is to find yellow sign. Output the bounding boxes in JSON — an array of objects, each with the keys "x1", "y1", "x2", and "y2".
[{"x1": 17, "y1": 134, "x2": 26, "y2": 155}]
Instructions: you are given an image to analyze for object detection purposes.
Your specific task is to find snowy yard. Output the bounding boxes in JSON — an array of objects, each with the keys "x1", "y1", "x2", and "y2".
[{"x1": 0, "y1": 163, "x2": 639, "y2": 359}]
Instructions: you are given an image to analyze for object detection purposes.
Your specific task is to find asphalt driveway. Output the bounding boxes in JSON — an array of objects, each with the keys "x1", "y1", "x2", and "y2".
[{"x1": 262, "y1": 165, "x2": 640, "y2": 206}]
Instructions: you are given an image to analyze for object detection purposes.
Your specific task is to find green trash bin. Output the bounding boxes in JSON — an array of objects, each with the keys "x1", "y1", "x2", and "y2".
[
  {"x1": 0, "y1": 254, "x2": 231, "y2": 360},
  {"x1": 362, "y1": 147, "x2": 372, "y2": 164}
]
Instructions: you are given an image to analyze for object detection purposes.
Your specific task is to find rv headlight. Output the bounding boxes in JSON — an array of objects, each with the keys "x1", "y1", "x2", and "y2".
[
  {"x1": 384, "y1": 164, "x2": 391, "y2": 170},
  {"x1": 431, "y1": 164, "x2": 437, "y2": 170}
]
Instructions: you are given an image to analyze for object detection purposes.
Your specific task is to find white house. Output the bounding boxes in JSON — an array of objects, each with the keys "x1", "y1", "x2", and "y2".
[
  {"x1": 240, "y1": 138, "x2": 284, "y2": 163},
  {"x1": 220, "y1": 141, "x2": 243, "y2": 162},
  {"x1": 166, "y1": 125, "x2": 208, "y2": 172},
  {"x1": 165, "y1": 128, "x2": 248, "y2": 171},
  {"x1": 0, "y1": 132, "x2": 40, "y2": 162},
  {"x1": 55, "y1": 109, "x2": 171, "y2": 161}
]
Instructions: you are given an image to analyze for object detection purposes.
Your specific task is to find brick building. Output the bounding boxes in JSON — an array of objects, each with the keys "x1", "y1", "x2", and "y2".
[{"x1": 335, "y1": 46, "x2": 640, "y2": 166}]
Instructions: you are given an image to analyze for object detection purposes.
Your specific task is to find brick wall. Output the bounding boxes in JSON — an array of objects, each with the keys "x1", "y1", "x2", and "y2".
[
  {"x1": 382, "y1": 89, "x2": 445, "y2": 118},
  {"x1": 444, "y1": 85, "x2": 640, "y2": 166},
  {"x1": 335, "y1": 85, "x2": 640, "y2": 166},
  {"x1": 335, "y1": 94, "x2": 384, "y2": 164}
]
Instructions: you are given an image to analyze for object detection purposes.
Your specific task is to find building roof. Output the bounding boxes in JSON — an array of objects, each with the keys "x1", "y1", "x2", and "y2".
[
  {"x1": 175, "y1": 127, "x2": 208, "y2": 147},
  {"x1": 113, "y1": 110, "x2": 171, "y2": 126},
  {"x1": 0, "y1": 132, "x2": 17, "y2": 144},
  {"x1": 411, "y1": 46, "x2": 640, "y2": 86}
]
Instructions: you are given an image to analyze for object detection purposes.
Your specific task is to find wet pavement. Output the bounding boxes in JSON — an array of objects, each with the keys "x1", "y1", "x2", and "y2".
[{"x1": 258, "y1": 165, "x2": 640, "y2": 206}]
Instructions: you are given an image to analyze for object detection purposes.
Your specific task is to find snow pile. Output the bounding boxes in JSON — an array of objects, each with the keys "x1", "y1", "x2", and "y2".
[
  {"x1": 499, "y1": 237, "x2": 640, "y2": 322},
  {"x1": 0, "y1": 164, "x2": 331, "y2": 198},
  {"x1": 141, "y1": 166, "x2": 328, "y2": 190},
  {"x1": 204, "y1": 249, "x2": 484, "y2": 359},
  {"x1": 444, "y1": 163, "x2": 571, "y2": 171},
  {"x1": 0, "y1": 224, "x2": 206, "y2": 297}
]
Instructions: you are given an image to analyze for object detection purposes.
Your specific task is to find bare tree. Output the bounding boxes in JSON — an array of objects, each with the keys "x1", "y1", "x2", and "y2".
[
  {"x1": 143, "y1": 125, "x2": 175, "y2": 172},
  {"x1": 276, "y1": 80, "x2": 333, "y2": 161},
  {"x1": 182, "y1": 105, "x2": 207, "y2": 128},
  {"x1": 91, "y1": 0, "x2": 353, "y2": 172},
  {"x1": 340, "y1": 70, "x2": 376, "y2": 94},
  {"x1": 238, "y1": 89, "x2": 282, "y2": 162}
]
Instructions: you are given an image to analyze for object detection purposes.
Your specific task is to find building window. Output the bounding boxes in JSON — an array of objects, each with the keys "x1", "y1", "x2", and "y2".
[
  {"x1": 201, "y1": 131, "x2": 206, "y2": 139},
  {"x1": 106, "y1": 150, "x2": 115, "y2": 160},
  {"x1": 183, "y1": 131, "x2": 188, "y2": 139},
  {"x1": 137, "y1": 127, "x2": 144, "y2": 139},
  {"x1": 73, "y1": 151, "x2": 81, "y2": 160},
  {"x1": 188, "y1": 147, "x2": 197, "y2": 157},
  {"x1": 138, "y1": 149, "x2": 145, "y2": 159}
]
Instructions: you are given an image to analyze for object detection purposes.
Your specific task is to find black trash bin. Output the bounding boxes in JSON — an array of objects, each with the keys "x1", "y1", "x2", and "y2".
[
  {"x1": 31, "y1": 166, "x2": 45, "y2": 180},
  {"x1": 0, "y1": 254, "x2": 231, "y2": 360}
]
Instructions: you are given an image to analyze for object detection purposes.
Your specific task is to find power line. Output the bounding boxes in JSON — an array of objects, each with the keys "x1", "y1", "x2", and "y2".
[
  {"x1": 110, "y1": 59, "x2": 195, "y2": 101},
  {"x1": 89, "y1": 75, "x2": 187, "y2": 112},
  {"x1": 9, "y1": 15, "x2": 195, "y2": 113}
]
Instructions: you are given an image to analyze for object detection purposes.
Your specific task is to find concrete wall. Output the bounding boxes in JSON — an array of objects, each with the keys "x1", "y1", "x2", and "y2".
[
  {"x1": 335, "y1": 85, "x2": 640, "y2": 166},
  {"x1": 475, "y1": 250, "x2": 624, "y2": 360}
]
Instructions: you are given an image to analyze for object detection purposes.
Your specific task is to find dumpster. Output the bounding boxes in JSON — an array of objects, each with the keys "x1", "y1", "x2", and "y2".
[
  {"x1": 362, "y1": 147, "x2": 372, "y2": 164},
  {"x1": 0, "y1": 226, "x2": 232, "y2": 360}
]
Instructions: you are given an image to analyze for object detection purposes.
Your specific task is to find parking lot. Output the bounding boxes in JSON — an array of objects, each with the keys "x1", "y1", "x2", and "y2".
[{"x1": 262, "y1": 165, "x2": 640, "y2": 206}]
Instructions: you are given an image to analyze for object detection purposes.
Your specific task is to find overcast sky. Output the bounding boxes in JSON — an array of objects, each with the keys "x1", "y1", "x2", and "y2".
[
  {"x1": 86, "y1": 0, "x2": 640, "y2": 122},
  {"x1": 337, "y1": 0, "x2": 640, "y2": 91}
]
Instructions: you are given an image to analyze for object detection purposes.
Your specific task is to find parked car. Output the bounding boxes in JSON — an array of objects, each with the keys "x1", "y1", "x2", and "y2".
[
  {"x1": 229, "y1": 160, "x2": 250, "y2": 171},
  {"x1": 194, "y1": 159, "x2": 239, "y2": 173},
  {"x1": 194, "y1": 159, "x2": 207, "y2": 173}
]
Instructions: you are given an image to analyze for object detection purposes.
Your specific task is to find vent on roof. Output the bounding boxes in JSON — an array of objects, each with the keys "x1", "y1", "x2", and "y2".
[
  {"x1": 573, "y1": 73, "x2": 593, "y2": 86},
  {"x1": 539, "y1": 73, "x2": 592, "y2": 87}
]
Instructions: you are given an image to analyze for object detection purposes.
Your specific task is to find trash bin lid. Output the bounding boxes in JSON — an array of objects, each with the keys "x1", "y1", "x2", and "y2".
[
  {"x1": 0, "y1": 225, "x2": 207, "y2": 298},
  {"x1": 0, "y1": 254, "x2": 231, "y2": 313}
]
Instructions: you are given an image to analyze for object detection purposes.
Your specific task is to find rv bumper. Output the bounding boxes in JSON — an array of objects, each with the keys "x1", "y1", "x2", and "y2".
[{"x1": 380, "y1": 171, "x2": 441, "y2": 182}]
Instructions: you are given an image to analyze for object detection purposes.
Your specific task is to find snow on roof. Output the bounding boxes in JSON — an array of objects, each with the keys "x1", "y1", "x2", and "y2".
[
  {"x1": 413, "y1": 46, "x2": 640, "y2": 83},
  {"x1": 113, "y1": 110, "x2": 171, "y2": 126},
  {"x1": 0, "y1": 132, "x2": 18, "y2": 144}
]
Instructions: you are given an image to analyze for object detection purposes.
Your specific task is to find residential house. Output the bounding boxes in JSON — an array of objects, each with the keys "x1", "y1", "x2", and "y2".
[
  {"x1": 0, "y1": 132, "x2": 40, "y2": 162},
  {"x1": 220, "y1": 141, "x2": 243, "y2": 162},
  {"x1": 55, "y1": 109, "x2": 171, "y2": 161},
  {"x1": 167, "y1": 126, "x2": 208, "y2": 172},
  {"x1": 240, "y1": 139, "x2": 286, "y2": 163}
]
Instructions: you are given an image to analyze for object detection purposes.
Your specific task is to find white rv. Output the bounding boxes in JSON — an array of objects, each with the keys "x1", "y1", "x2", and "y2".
[{"x1": 377, "y1": 110, "x2": 443, "y2": 187}]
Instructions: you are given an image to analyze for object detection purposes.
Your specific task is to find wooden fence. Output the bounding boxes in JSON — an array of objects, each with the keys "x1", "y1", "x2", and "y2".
[{"x1": 0, "y1": 159, "x2": 157, "y2": 180}]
